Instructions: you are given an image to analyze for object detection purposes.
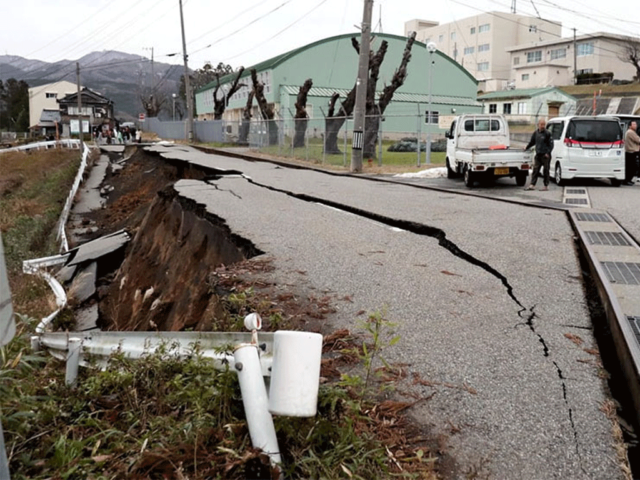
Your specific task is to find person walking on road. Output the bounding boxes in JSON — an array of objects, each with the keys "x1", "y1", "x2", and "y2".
[
  {"x1": 525, "y1": 118, "x2": 554, "y2": 191},
  {"x1": 624, "y1": 121, "x2": 640, "y2": 185}
]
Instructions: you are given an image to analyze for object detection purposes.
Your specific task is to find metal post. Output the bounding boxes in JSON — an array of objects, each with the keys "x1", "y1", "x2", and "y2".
[
  {"x1": 573, "y1": 28, "x2": 577, "y2": 85},
  {"x1": 179, "y1": 0, "x2": 194, "y2": 142},
  {"x1": 416, "y1": 104, "x2": 421, "y2": 167},
  {"x1": 305, "y1": 120, "x2": 309, "y2": 162},
  {"x1": 350, "y1": 0, "x2": 374, "y2": 173},
  {"x1": 234, "y1": 345, "x2": 282, "y2": 466},
  {"x1": 172, "y1": 94, "x2": 176, "y2": 121},
  {"x1": 0, "y1": 421, "x2": 11, "y2": 480},
  {"x1": 343, "y1": 118, "x2": 348, "y2": 167},
  {"x1": 66, "y1": 337, "x2": 82, "y2": 386},
  {"x1": 426, "y1": 43, "x2": 437, "y2": 165}
]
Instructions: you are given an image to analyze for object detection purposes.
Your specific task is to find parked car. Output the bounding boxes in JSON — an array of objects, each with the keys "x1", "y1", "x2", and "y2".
[
  {"x1": 444, "y1": 114, "x2": 532, "y2": 187},
  {"x1": 546, "y1": 116, "x2": 624, "y2": 186}
]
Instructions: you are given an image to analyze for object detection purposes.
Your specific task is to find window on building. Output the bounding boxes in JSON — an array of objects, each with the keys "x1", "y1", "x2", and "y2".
[
  {"x1": 577, "y1": 68, "x2": 594, "y2": 74},
  {"x1": 513, "y1": 57, "x2": 520, "y2": 65},
  {"x1": 478, "y1": 43, "x2": 490, "y2": 52},
  {"x1": 518, "y1": 102, "x2": 527, "y2": 114},
  {"x1": 464, "y1": 46, "x2": 475, "y2": 55},
  {"x1": 503, "y1": 103, "x2": 512, "y2": 114},
  {"x1": 470, "y1": 27, "x2": 476, "y2": 34},
  {"x1": 425, "y1": 110, "x2": 439, "y2": 124},
  {"x1": 477, "y1": 62, "x2": 489, "y2": 71},
  {"x1": 479, "y1": 23, "x2": 490, "y2": 33},
  {"x1": 577, "y1": 42, "x2": 594, "y2": 56},
  {"x1": 45, "y1": 92, "x2": 57, "y2": 99},
  {"x1": 489, "y1": 103, "x2": 497, "y2": 113},
  {"x1": 527, "y1": 50, "x2": 542, "y2": 63},
  {"x1": 522, "y1": 73, "x2": 530, "y2": 81},
  {"x1": 451, "y1": 32, "x2": 456, "y2": 40},
  {"x1": 550, "y1": 48, "x2": 567, "y2": 60},
  {"x1": 438, "y1": 34, "x2": 443, "y2": 42},
  {"x1": 529, "y1": 25, "x2": 537, "y2": 33}
]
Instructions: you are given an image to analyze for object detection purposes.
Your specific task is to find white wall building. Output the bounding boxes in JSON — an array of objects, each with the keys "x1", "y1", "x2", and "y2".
[
  {"x1": 28, "y1": 80, "x2": 79, "y2": 130},
  {"x1": 405, "y1": 12, "x2": 561, "y2": 92},
  {"x1": 507, "y1": 33, "x2": 639, "y2": 89}
]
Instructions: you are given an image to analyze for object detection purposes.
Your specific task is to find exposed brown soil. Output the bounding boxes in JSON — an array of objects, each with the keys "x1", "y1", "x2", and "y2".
[{"x1": 75, "y1": 145, "x2": 445, "y2": 478}]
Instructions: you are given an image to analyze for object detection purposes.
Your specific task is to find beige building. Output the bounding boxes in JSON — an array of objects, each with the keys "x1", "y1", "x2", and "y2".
[
  {"x1": 405, "y1": 12, "x2": 561, "y2": 92},
  {"x1": 507, "y1": 33, "x2": 638, "y2": 89},
  {"x1": 28, "y1": 80, "x2": 79, "y2": 130}
]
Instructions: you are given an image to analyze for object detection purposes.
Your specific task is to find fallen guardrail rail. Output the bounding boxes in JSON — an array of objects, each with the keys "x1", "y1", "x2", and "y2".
[
  {"x1": 30, "y1": 313, "x2": 323, "y2": 476},
  {"x1": 0, "y1": 139, "x2": 81, "y2": 154}
]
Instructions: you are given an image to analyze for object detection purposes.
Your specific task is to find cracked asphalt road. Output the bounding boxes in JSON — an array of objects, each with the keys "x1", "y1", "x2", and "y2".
[{"x1": 147, "y1": 145, "x2": 626, "y2": 479}]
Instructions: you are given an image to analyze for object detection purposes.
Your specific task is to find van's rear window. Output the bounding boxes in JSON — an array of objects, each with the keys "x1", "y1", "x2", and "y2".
[
  {"x1": 567, "y1": 120, "x2": 622, "y2": 143},
  {"x1": 464, "y1": 119, "x2": 501, "y2": 132}
]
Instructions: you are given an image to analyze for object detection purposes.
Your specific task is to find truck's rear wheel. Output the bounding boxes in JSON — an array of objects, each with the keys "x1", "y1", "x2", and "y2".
[
  {"x1": 464, "y1": 167, "x2": 475, "y2": 188},
  {"x1": 446, "y1": 158, "x2": 456, "y2": 178},
  {"x1": 515, "y1": 171, "x2": 527, "y2": 186}
]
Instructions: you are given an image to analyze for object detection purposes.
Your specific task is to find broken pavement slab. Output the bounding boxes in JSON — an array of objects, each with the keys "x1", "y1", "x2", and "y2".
[
  {"x1": 66, "y1": 230, "x2": 130, "y2": 267},
  {"x1": 68, "y1": 262, "x2": 97, "y2": 304}
]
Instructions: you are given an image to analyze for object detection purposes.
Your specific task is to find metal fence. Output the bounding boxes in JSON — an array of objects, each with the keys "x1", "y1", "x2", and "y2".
[{"x1": 145, "y1": 113, "x2": 543, "y2": 167}]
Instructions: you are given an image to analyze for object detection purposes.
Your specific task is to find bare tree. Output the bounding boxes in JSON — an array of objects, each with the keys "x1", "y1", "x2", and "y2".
[
  {"x1": 140, "y1": 91, "x2": 168, "y2": 117},
  {"x1": 250, "y1": 68, "x2": 278, "y2": 145},
  {"x1": 620, "y1": 41, "x2": 640, "y2": 81},
  {"x1": 213, "y1": 67, "x2": 245, "y2": 120},
  {"x1": 293, "y1": 78, "x2": 313, "y2": 148},
  {"x1": 363, "y1": 32, "x2": 416, "y2": 158},
  {"x1": 323, "y1": 37, "x2": 384, "y2": 154},
  {"x1": 238, "y1": 90, "x2": 254, "y2": 145}
]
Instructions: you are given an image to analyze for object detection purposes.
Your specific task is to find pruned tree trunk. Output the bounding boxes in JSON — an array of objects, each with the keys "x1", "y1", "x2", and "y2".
[
  {"x1": 251, "y1": 68, "x2": 278, "y2": 146},
  {"x1": 363, "y1": 32, "x2": 416, "y2": 158},
  {"x1": 238, "y1": 91, "x2": 254, "y2": 145},
  {"x1": 213, "y1": 67, "x2": 245, "y2": 120},
  {"x1": 362, "y1": 40, "x2": 389, "y2": 159},
  {"x1": 293, "y1": 78, "x2": 313, "y2": 148},
  {"x1": 324, "y1": 89, "x2": 356, "y2": 154}
]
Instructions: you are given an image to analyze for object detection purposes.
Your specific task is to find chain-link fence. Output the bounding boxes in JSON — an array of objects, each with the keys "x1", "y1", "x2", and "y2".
[{"x1": 146, "y1": 113, "x2": 541, "y2": 168}]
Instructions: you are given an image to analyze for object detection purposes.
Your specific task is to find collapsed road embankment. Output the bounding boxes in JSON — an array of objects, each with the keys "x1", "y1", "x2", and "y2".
[{"x1": 61, "y1": 143, "x2": 632, "y2": 479}]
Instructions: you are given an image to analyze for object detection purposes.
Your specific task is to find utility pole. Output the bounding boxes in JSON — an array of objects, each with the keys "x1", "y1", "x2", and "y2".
[
  {"x1": 144, "y1": 47, "x2": 155, "y2": 90},
  {"x1": 573, "y1": 28, "x2": 577, "y2": 85},
  {"x1": 76, "y1": 62, "x2": 83, "y2": 142},
  {"x1": 179, "y1": 0, "x2": 194, "y2": 142},
  {"x1": 350, "y1": 0, "x2": 374, "y2": 173}
]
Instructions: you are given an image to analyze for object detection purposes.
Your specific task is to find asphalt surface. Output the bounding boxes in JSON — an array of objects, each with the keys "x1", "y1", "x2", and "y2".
[{"x1": 146, "y1": 144, "x2": 627, "y2": 479}]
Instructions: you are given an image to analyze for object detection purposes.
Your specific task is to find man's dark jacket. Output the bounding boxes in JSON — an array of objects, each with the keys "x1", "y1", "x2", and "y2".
[{"x1": 526, "y1": 128, "x2": 554, "y2": 155}]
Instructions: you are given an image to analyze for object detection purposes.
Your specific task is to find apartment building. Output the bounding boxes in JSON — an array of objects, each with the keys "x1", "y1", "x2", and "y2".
[
  {"x1": 507, "y1": 32, "x2": 638, "y2": 89},
  {"x1": 405, "y1": 12, "x2": 561, "y2": 92}
]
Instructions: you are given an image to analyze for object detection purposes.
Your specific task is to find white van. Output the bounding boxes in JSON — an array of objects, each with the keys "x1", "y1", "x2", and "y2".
[{"x1": 546, "y1": 116, "x2": 624, "y2": 186}]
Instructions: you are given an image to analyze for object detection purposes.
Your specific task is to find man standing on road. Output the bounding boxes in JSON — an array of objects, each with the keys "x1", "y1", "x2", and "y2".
[
  {"x1": 624, "y1": 121, "x2": 640, "y2": 186},
  {"x1": 525, "y1": 118, "x2": 554, "y2": 191}
]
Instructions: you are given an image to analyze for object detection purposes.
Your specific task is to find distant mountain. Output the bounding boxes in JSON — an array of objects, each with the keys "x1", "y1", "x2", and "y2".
[{"x1": 0, "y1": 51, "x2": 186, "y2": 120}]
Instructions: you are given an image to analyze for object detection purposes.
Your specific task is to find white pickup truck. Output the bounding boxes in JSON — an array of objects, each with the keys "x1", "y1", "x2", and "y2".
[{"x1": 444, "y1": 114, "x2": 533, "y2": 188}]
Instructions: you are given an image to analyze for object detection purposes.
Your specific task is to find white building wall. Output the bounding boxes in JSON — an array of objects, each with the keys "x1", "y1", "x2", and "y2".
[
  {"x1": 28, "y1": 80, "x2": 78, "y2": 129},
  {"x1": 509, "y1": 35, "x2": 638, "y2": 88},
  {"x1": 405, "y1": 12, "x2": 561, "y2": 89}
]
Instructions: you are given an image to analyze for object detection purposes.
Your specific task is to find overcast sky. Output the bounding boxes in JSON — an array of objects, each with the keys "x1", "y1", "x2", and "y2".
[{"x1": 2, "y1": 0, "x2": 637, "y2": 70}]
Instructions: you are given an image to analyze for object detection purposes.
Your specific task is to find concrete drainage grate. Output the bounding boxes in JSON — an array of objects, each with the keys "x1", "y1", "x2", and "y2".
[
  {"x1": 576, "y1": 212, "x2": 611, "y2": 222},
  {"x1": 566, "y1": 189, "x2": 587, "y2": 194},
  {"x1": 565, "y1": 198, "x2": 588, "y2": 205},
  {"x1": 601, "y1": 262, "x2": 640, "y2": 285},
  {"x1": 585, "y1": 231, "x2": 631, "y2": 246},
  {"x1": 627, "y1": 316, "x2": 640, "y2": 347}
]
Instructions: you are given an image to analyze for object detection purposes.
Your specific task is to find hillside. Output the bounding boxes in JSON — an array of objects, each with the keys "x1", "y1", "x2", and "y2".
[{"x1": 0, "y1": 51, "x2": 185, "y2": 120}]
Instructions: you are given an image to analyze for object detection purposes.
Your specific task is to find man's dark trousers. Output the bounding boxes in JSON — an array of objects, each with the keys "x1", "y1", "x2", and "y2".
[
  {"x1": 625, "y1": 152, "x2": 638, "y2": 182},
  {"x1": 531, "y1": 153, "x2": 551, "y2": 186}
]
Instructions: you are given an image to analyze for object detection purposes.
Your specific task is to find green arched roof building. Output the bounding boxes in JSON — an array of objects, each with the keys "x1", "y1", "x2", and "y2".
[{"x1": 195, "y1": 33, "x2": 481, "y2": 133}]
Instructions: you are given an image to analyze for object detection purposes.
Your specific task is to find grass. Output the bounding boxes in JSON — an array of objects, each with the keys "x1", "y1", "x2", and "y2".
[{"x1": 1, "y1": 148, "x2": 82, "y2": 318}]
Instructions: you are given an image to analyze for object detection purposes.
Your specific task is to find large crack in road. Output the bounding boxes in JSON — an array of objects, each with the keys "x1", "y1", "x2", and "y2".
[{"x1": 229, "y1": 175, "x2": 586, "y2": 467}]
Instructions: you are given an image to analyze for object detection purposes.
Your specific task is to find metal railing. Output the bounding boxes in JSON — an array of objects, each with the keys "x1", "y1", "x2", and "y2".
[{"x1": 0, "y1": 139, "x2": 81, "y2": 154}]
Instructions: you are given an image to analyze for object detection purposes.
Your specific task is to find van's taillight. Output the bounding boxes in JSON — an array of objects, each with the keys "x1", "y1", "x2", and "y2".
[
  {"x1": 612, "y1": 140, "x2": 623, "y2": 147},
  {"x1": 564, "y1": 138, "x2": 577, "y2": 147}
]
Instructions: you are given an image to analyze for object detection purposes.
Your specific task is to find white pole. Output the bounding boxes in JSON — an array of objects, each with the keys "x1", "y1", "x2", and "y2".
[
  {"x1": 66, "y1": 337, "x2": 82, "y2": 386},
  {"x1": 426, "y1": 42, "x2": 437, "y2": 165},
  {"x1": 234, "y1": 344, "x2": 282, "y2": 466}
]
